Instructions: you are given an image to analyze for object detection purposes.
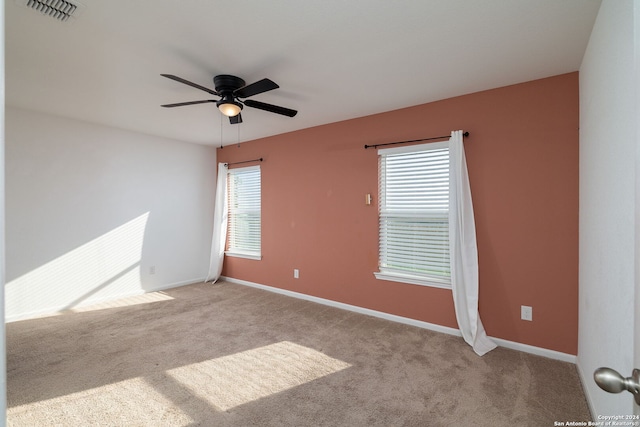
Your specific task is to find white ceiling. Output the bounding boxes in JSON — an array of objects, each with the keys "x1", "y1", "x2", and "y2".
[{"x1": 6, "y1": 0, "x2": 601, "y2": 146}]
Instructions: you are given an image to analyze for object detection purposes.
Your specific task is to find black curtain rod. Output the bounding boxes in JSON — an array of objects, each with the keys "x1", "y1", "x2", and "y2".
[
  {"x1": 225, "y1": 158, "x2": 263, "y2": 167},
  {"x1": 364, "y1": 132, "x2": 469, "y2": 149}
]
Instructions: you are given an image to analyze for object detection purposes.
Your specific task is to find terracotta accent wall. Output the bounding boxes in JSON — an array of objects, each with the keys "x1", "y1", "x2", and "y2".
[{"x1": 219, "y1": 72, "x2": 579, "y2": 355}]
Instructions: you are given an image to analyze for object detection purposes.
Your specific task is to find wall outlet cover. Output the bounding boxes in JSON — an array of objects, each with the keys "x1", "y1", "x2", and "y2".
[{"x1": 521, "y1": 305, "x2": 533, "y2": 321}]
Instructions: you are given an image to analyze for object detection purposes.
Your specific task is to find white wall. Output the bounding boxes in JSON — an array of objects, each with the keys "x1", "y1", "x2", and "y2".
[
  {"x1": 635, "y1": 0, "x2": 640, "y2": 416},
  {"x1": 1, "y1": 0, "x2": 7, "y2": 422},
  {"x1": 5, "y1": 107, "x2": 217, "y2": 320},
  {"x1": 579, "y1": 0, "x2": 637, "y2": 417}
]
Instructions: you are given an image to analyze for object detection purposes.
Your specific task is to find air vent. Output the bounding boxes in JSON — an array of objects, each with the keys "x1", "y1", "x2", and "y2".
[{"x1": 15, "y1": 0, "x2": 84, "y2": 22}]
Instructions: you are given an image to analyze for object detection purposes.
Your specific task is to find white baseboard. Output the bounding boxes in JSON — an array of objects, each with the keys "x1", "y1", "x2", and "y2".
[
  {"x1": 146, "y1": 277, "x2": 206, "y2": 292},
  {"x1": 490, "y1": 337, "x2": 576, "y2": 363},
  {"x1": 6, "y1": 290, "x2": 147, "y2": 323},
  {"x1": 222, "y1": 276, "x2": 577, "y2": 363},
  {"x1": 6, "y1": 277, "x2": 206, "y2": 323},
  {"x1": 575, "y1": 358, "x2": 597, "y2": 419},
  {"x1": 222, "y1": 276, "x2": 462, "y2": 337}
]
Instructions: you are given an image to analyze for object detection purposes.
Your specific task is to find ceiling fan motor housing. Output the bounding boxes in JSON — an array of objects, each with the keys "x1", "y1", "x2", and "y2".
[
  {"x1": 214, "y1": 75, "x2": 246, "y2": 94},
  {"x1": 214, "y1": 75, "x2": 245, "y2": 116}
]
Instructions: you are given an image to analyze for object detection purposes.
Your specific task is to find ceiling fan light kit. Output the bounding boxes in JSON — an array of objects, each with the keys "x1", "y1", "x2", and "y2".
[
  {"x1": 161, "y1": 73, "x2": 297, "y2": 124},
  {"x1": 217, "y1": 95, "x2": 243, "y2": 117}
]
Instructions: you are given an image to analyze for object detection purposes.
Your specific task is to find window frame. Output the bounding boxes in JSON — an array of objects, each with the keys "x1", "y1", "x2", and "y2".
[
  {"x1": 225, "y1": 165, "x2": 262, "y2": 260},
  {"x1": 374, "y1": 141, "x2": 451, "y2": 289}
]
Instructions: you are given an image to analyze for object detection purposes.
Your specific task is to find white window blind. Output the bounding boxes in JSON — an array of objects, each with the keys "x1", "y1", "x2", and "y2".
[
  {"x1": 226, "y1": 165, "x2": 261, "y2": 259},
  {"x1": 376, "y1": 141, "x2": 451, "y2": 287}
]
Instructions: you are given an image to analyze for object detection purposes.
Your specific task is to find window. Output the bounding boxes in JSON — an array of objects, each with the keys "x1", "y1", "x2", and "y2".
[
  {"x1": 375, "y1": 141, "x2": 451, "y2": 288},
  {"x1": 226, "y1": 165, "x2": 261, "y2": 260}
]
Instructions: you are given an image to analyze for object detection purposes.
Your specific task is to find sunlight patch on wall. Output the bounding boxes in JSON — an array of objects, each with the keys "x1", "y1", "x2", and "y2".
[
  {"x1": 6, "y1": 213, "x2": 149, "y2": 321},
  {"x1": 166, "y1": 341, "x2": 352, "y2": 411}
]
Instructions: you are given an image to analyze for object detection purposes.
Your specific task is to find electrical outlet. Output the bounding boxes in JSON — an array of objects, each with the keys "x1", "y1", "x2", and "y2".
[
  {"x1": 521, "y1": 305, "x2": 533, "y2": 321},
  {"x1": 294, "y1": 269, "x2": 299, "y2": 279},
  {"x1": 150, "y1": 266, "x2": 156, "y2": 275}
]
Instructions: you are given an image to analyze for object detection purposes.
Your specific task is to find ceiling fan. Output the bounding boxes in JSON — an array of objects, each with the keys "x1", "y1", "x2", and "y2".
[{"x1": 160, "y1": 74, "x2": 298, "y2": 124}]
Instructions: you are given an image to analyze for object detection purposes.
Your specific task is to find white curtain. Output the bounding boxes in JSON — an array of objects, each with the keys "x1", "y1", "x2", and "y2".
[
  {"x1": 449, "y1": 130, "x2": 497, "y2": 356},
  {"x1": 206, "y1": 163, "x2": 229, "y2": 283}
]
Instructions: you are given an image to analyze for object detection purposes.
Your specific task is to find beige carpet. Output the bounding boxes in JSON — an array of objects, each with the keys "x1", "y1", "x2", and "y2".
[{"x1": 7, "y1": 280, "x2": 591, "y2": 426}]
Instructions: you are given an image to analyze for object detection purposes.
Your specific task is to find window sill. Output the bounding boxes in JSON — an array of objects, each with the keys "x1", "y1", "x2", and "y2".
[
  {"x1": 225, "y1": 251, "x2": 262, "y2": 261},
  {"x1": 374, "y1": 271, "x2": 451, "y2": 290}
]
